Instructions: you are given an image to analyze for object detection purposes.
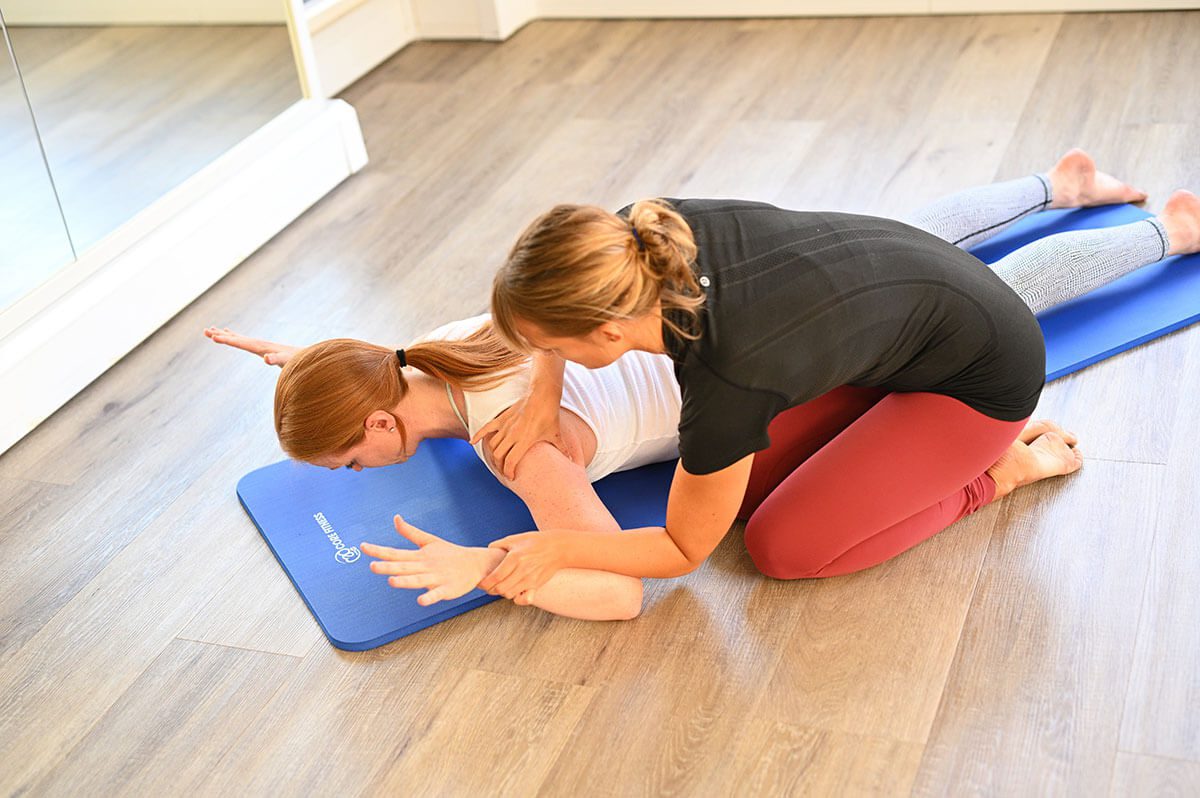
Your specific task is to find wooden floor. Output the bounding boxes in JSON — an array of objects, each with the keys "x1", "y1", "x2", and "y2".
[{"x1": 2, "y1": 13, "x2": 1199, "y2": 796}]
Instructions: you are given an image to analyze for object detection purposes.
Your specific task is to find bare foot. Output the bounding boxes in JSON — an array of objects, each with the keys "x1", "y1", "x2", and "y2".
[
  {"x1": 987, "y1": 431, "x2": 1083, "y2": 500},
  {"x1": 1158, "y1": 189, "x2": 1200, "y2": 257},
  {"x1": 1047, "y1": 148, "x2": 1147, "y2": 209},
  {"x1": 1018, "y1": 418, "x2": 1078, "y2": 446}
]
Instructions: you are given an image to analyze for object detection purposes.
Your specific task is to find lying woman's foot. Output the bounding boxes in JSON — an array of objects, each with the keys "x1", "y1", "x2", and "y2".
[
  {"x1": 1047, "y1": 148, "x2": 1147, "y2": 209},
  {"x1": 1018, "y1": 418, "x2": 1078, "y2": 446},
  {"x1": 987, "y1": 431, "x2": 1083, "y2": 500},
  {"x1": 1158, "y1": 189, "x2": 1200, "y2": 256}
]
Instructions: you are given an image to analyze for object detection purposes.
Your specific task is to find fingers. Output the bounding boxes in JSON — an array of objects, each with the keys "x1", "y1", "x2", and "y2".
[
  {"x1": 370, "y1": 559, "x2": 426, "y2": 576},
  {"x1": 359, "y1": 541, "x2": 421, "y2": 561},
  {"x1": 387, "y1": 574, "x2": 438, "y2": 590},
  {"x1": 393, "y1": 515, "x2": 439, "y2": 546},
  {"x1": 505, "y1": 439, "x2": 533, "y2": 480},
  {"x1": 491, "y1": 570, "x2": 535, "y2": 600},
  {"x1": 492, "y1": 437, "x2": 517, "y2": 479},
  {"x1": 512, "y1": 590, "x2": 536, "y2": 607},
  {"x1": 470, "y1": 417, "x2": 499, "y2": 446},
  {"x1": 417, "y1": 587, "x2": 449, "y2": 606},
  {"x1": 204, "y1": 327, "x2": 234, "y2": 345},
  {"x1": 478, "y1": 552, "x2": 517, "y2": 593}
]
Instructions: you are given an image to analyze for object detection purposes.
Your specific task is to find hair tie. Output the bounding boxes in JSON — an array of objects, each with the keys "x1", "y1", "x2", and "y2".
[
  {"x1": 395, "y1": 349, "x2": 407, "y2": 367},
  {"x1": 630, "y1": 224, "x2": 645, "y2": 252}
]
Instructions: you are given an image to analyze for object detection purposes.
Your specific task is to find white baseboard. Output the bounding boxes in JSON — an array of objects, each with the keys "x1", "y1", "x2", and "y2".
[
  {"x1": 534, "y1": 0, "x2": 1196, "y2": 14},
  {"x1": 2, "y1": 0, "x2": 286, "y2": 25},
  {"x1": 536, "y1": 1, "x2": 927, "y2": 17},
  {"x1": 406, "y1": 0, "x2": 1197, "y2": 42},
  {"x1": 0, "y1": 99, "x2": 368, "y2": 456},
  {"x1": 930, "y1": 0, "x2": 1197, "y2": 10}
]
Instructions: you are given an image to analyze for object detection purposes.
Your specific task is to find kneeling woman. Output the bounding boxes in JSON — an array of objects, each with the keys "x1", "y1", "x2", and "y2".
[{"x1": 461, "y1": 153, "x2": 1200, "y2": 598}]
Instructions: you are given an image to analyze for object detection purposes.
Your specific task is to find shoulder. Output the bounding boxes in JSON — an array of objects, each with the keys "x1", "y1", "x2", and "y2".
[{"x1": 485, "y1": 427, "x2": 592, "y2": 498}]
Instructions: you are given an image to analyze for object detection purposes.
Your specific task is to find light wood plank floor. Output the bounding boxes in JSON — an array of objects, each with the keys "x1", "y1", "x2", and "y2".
[{"x1": 2, "y1": 13, "x2": 1198, "y2": 796}]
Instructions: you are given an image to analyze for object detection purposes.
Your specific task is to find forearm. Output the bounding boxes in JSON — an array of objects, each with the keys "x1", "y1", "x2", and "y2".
[
  {"x1": 475, "y1": 546, "x2": 642, "y2": 620},
  {"x1": 527, "y1": 568, "x2": 643, "y2": 621},
  {"x1": 554, "y1": 526, "x2": 700, "y2": 579}
]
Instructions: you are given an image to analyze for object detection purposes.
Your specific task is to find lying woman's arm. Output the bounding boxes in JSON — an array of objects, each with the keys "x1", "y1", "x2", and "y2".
[
  {"x1": 362, "y1": 412, "x2": 645, "y2": 621},
  {"x1": 204, "y1": 327, "x2": 299, "y2": 366},
  {"x1": 477, "y1": 455, "x2": 755, "y2": 598},
  {"x1": 493, "y1": 429, "x2": 643, "y2": 620}
]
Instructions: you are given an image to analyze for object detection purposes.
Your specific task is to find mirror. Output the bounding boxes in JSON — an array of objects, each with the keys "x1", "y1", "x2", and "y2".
[
  {"x1": 0, "y1": 12, "x2": 74, "y2": 310},
  {"x1": 0, "y1": 1, "x2": 301, "y2": 312}
]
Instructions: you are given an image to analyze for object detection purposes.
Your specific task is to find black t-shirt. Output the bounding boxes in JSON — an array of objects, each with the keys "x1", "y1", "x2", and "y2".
[{"x1": 637, "y1": 199, "x2": 1046, "y2": 476}]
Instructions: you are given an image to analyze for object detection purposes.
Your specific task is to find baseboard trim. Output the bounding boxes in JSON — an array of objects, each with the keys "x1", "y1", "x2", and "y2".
[{"x1": 0, "y1": 99, "x2": 368, "y2": 456}]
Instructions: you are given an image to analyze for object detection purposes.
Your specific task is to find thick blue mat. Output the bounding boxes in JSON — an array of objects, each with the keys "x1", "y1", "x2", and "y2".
[
  {"x1": 971, "y1": 203, "x2": 1200, "y2": 381},
  {"x1": 237, "y1": 438, "x2": 676, "y2": 650},
  {"x1": 240, "y1": 203, "x2": 1200, "y2": 650}
]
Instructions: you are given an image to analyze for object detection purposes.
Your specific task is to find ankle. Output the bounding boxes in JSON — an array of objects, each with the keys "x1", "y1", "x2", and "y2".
[
  {"x1": 987, "y1": 468, "x2": 1015, "y2": 500},
  {"x1": 986, "y1": 445, "x2": 1025, "y2": 499},
  {"x1": 1044, "y1": 170, "x2": 1075, "y2": 210}
]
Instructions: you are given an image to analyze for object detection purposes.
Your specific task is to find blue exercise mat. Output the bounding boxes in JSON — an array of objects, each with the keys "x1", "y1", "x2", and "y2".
[
  {"x1": 240, "y1": 203, "x2": 1200, "y2": 650},
  {"x1": 237, "y1": 438, "x2": 676, "y2": 650},
  {"x1": 971, "y1": 203, "x2": 1200, "y2": 381}
]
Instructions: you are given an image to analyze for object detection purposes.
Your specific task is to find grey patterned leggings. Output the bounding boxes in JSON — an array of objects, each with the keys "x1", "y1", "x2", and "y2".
[{"x1": 905, "y1": 174, "x2": 1170, "y2": 314}]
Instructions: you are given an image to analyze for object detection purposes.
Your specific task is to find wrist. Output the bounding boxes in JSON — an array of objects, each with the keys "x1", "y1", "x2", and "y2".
[
  {"x1": 476, "y1": 546, "x2": 506, "y2": 580},
  {"x1": 530, "y1": 352, "x2": 566, "y2": 390}
]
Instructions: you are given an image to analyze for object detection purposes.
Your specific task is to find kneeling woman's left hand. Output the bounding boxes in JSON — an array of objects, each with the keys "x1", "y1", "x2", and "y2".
[{"x1": 480, "y1": 532, "x2": 565, "y2": 599}]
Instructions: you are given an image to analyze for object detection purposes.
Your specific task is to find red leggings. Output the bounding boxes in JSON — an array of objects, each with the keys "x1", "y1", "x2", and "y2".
[{"x1": 738, "y1": 386, "x2": 1028, "y2": 579}]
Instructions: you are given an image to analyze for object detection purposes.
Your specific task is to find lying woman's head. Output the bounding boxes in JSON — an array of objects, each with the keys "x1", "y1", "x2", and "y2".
[
  {"x1": 274, "y1": 323, "x2": 524, "y2": 469},
  {"x1": 274, "y1": 339, "x2": 409, "y2": 470},
  {"x1": 491, "y1": 199, "x2": 704, "y2": 367}
]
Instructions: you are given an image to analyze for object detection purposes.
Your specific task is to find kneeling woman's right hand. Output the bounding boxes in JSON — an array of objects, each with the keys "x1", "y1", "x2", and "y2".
[{"x1": 361, "y1": 516, "x2": 505, "y2": 607}]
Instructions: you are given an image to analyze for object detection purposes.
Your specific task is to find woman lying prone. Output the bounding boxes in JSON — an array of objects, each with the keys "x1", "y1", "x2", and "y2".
[{"x1": 207, "y1": 314, "x2": 682, "y2": 619}]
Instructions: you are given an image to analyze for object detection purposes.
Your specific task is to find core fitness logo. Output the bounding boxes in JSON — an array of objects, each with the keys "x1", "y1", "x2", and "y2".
[{"x1": 313, "y1": 511, "x2": 360, "y2": 564}]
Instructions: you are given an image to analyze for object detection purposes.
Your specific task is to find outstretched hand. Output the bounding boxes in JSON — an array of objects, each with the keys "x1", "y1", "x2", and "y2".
[
  {"x1": 470, "y1": 396, "x2": 570, "y2": 480},
  {"x1": 360, "y1": 516, "x2": 501, "y2": 607},
  {"x1": 204, "y1": 326, "x2": 299, "y2": 367}
]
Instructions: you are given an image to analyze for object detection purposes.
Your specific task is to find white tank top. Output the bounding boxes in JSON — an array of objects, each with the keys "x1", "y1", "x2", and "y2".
[{"x1": 415, "y1": 315, "x2": 681, "y2": 482}]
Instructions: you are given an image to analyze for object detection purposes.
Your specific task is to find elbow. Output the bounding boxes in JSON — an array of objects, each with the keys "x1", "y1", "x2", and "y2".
[
  {"x1": 616, "y1": 579, "x2": 644, "y2": 620},
  {"x1": 662, "y1": 555, "x2": 705, "y2": 579},
  {"x1": 600, "y1": 578, "x2": 643, "y2": 621}
]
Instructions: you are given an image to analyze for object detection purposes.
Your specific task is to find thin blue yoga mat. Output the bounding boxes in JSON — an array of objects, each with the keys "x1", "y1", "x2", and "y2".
[
  {"x1": 240, "y1": 203, "x2": 1200, "y2": 650},
  {"x1": 971, "y1": 203, "x2": 1200, "y2": 381},
  {"x1": 237, "y1": 438, "x2": 676, "y2": 650}
]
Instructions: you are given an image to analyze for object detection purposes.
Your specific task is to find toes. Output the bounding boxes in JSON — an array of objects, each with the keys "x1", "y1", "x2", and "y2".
[
  {"x1": 1019, "y1": 418, "x2": 1051, "y2": 444},
  {"x1": 1022, "y1": 419, "x2": 1079, "y2": 447},
  {"x1": 1058, "y1": 425, "x2": 1079, "y2": 446},
  {"x1": 1119, "y1": 182, "x2": 1148, "y2": 203}
]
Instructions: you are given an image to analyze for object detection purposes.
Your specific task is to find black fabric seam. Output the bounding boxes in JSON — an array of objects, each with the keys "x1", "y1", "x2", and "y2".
[
  {"x1": 951, "y1": 201, "x2": 1047, "y2": 246},
  {"x1": 1147, "y1": 218, "x2": 1168, "y2": 261}
]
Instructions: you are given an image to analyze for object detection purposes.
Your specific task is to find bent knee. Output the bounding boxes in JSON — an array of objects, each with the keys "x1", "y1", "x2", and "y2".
[{"x1": 744, "y1": 517, "x2": 834, "y2": 580}]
